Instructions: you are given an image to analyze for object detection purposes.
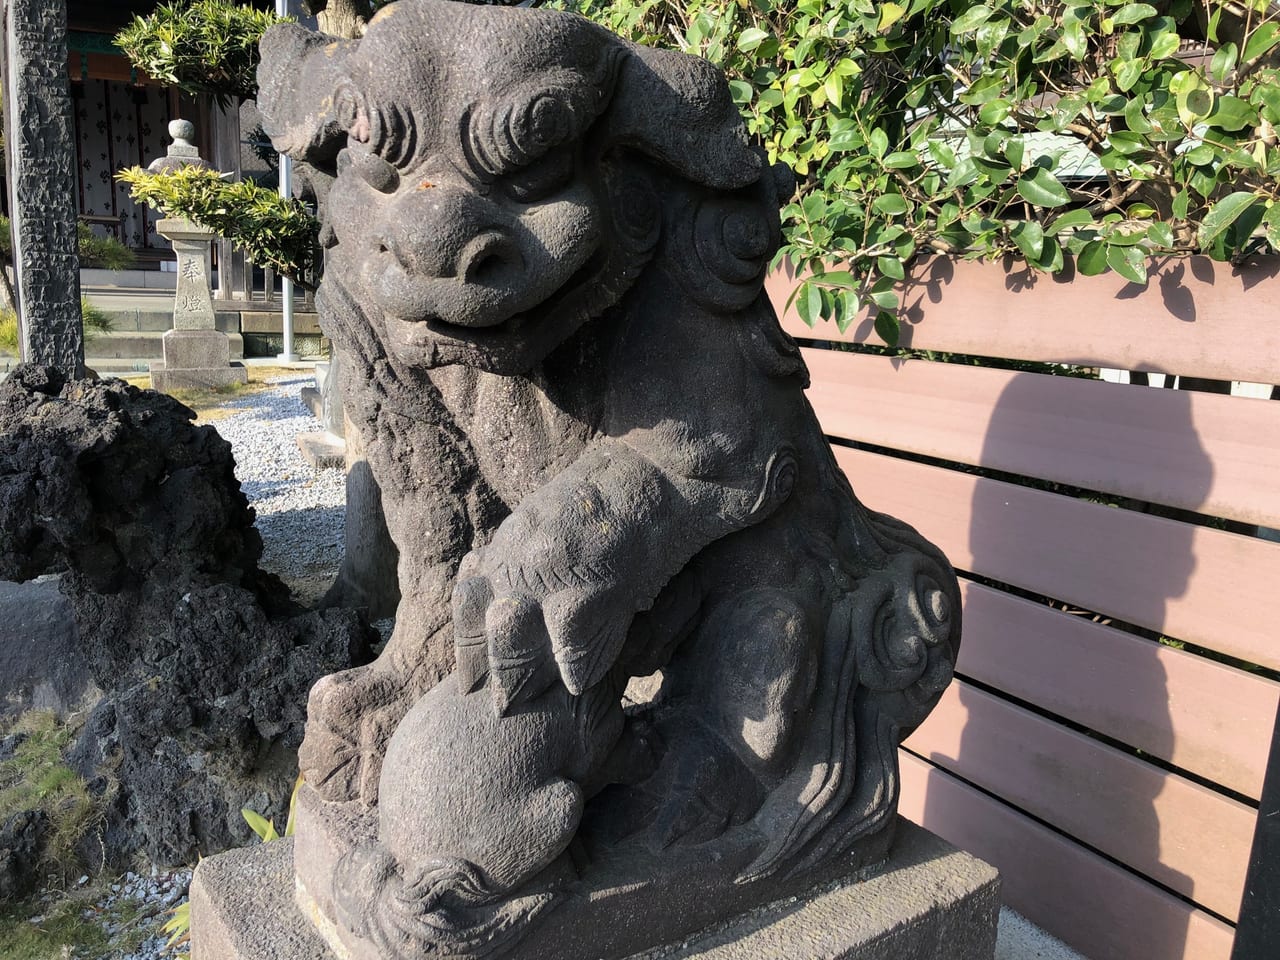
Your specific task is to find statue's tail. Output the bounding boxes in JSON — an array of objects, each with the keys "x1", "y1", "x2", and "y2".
[{"x1": 737, "y1": 510, "x2": 960, "y2": 884}]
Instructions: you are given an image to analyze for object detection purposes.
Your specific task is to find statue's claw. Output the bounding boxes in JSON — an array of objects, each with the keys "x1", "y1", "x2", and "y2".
[{"x1": 451, "y1": 531, "x2": 633, "y2": 713}]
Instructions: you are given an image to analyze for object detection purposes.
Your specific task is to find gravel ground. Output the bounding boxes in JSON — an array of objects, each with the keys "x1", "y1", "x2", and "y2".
[
  {"x1": 209, "y1": 376, "x2": 347, "y2": 605},
  {"x1": 99, "y1": 870, "x2": 191, "y2": 960}
]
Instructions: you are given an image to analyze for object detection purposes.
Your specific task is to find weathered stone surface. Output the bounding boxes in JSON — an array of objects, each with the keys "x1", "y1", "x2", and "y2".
[
  {"x1": 159, "y1": 226, "x2": 219, "y2": 331},
  {"x1": 192, "y1": 821, "x2": 998, "y2": 960},
  {"x1": 0, "y1": 577, "x2": 96, "y2": 717},
  {"x1": 161, "y1": 329, "x2": 232, "y2": 367},
  {"x1": 151, "y1": 362, "x2": 250, "y2": 392},
  {"x1": 190, "y1": 839, "x2": 332, "y2": 960},
  {"x1": 0, "y1": 809, "x2": 46, "y2": 903},
  {"x1": 242, "y1": 2, "x2": 971, "y2": 956},
  {"x1": 0, "y1": 365, "x2": 374, "y2": 867},
  {"x1": 296, "y1": 431, "x2": 346, "y2": 470},
  {"x1": 4, "y1": 0, "x2": 83, "y2": 374},
  {"x1": 651, "y1": 821, "x2": 1000, "y2": 960}
]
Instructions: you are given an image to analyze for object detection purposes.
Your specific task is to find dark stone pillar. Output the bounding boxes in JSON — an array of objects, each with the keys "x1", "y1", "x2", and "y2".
[{"x1": 2, "y1": 0, "x2": 83, "y2": 375}]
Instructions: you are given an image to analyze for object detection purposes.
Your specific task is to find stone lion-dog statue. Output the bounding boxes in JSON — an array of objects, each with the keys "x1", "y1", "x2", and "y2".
[{"x1": 256, "y1": 2, "x2": 961, "y2": 956}]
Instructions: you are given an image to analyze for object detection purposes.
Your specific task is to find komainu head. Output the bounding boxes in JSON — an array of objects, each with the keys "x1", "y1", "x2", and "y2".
[{"x1": 258, "y1": 0, "x2": 791, "y2": 374}]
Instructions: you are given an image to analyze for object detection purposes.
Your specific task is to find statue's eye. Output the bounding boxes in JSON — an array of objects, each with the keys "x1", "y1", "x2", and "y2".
[
  {"x1": 505, "y1": 147, "x2": 573, "y2": 204},
  {"x1": 335, "y1": 83, "x2": 371, "y2": 143},
  {"x1": 465, "y1": 92, "x2": 578, "y2": 182},
  {"x1": 335, "y1": 82, "x2": 417, "y2": 168}
]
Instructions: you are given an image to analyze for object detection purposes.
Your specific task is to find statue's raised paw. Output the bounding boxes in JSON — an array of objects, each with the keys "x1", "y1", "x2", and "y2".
[{"x1": 452, "y1": 533, "x2": 635, "y2": 715}]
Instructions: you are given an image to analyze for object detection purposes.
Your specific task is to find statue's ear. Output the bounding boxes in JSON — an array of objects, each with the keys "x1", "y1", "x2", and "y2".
[
  {"x1": 600, "y1": 43, "x2": 762, "y2": 192},
  {"x1": 256, "y1": 23, "x2": 358, "y2": 174}
]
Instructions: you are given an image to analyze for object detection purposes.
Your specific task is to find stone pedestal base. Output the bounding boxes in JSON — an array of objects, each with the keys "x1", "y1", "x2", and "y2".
[
  {"x1": 296, "y1": 431, "x2": 346, "y2": 469},
  {"x1": 190, "y1": 820, "x2": 1000, "y2": 960},
  {"x1": 150, "y1": 329, "x2": 248, "y2": 392}
]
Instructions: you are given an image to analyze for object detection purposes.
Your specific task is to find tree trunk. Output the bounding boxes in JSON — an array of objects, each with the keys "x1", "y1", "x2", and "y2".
[{"x1": 314, "y1": 0, "x2": 371, "y2": 38}]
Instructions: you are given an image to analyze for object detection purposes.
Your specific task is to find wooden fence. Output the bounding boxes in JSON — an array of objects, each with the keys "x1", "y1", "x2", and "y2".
[
  {"x1": 212, "y1": 240, "x2": 317, "y2": 311},
  {"x1": 765, "y1": 255, "x2": 1280, "y2": 960}
]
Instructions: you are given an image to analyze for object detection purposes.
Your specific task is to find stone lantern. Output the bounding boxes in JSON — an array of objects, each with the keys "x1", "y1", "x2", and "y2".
[{"x1": 148, "y1": 119, "x2": 248, "y2": 391}]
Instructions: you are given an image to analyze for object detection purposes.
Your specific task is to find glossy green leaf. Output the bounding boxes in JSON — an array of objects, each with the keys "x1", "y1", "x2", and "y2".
[
  {"x1": 1210, "y1": 41, "x2": 1238, "y2": 82},
  {"x1": 1063, "y1": 21, "x2": 1087, "y2": 59},
  {"x1": 737, "y1": 27, "x2": 770, "y2": 52},
  {"x1": 1243, "y1": 22, "x2": 1280, "y2": 63},
  {"x1": 877, "y1": 255, "x2": 906, "y2": 280},
  {"x1": 883, "y1": 150, "x2": 920, "y2": 168},
  {"x1": 873, "y1": 193, "x2": 910, "y2": 215},
  {"x1": 1076, "y1": 239, "x2": 1109, "y2": 274},
  {"x1": 1207, "y1": 95, "x2": 1257, "y2": 132},
  {"x1": 869, "y1": 128, "x2": 890, "y2": 158},
  {"x1": 1172, "y1": 71, "x2": 1215, "y2": 125},
  {"x1": 879, "y1": 2, "x2": 907, "y2": 32},
  {"x1": 1113, "y1": 57, "x2": 1145, "y2": 91},
  {"x1": 1146, "y1": 221, "x2": 1175, "y2": 248},
  {"x1": 812, "y1": 270, "x2": 859, "y2": 288},
  {"x1": 795, "y1": 281, "x2": 821, "y2": 327},
  {"x1": 874, "y1": 310, "x2": 901, "y2": 347},
  {"x1": 1112, "y1": 3, "x2": 1158, "y2": 25},
  {"x1": 978, "y1": 98, "x2": 1012, "y2": 124},
  {"x1": 1183, "y1": 143, "x2": 1216, "y2": 165},
  {"x1": 1017, "y1": 167, "x2": 1071, "y2": 207},
  {"x1": 1123, "y1": 97, "x2": 1153, "y2": 133},
  {"x1": 1011, "y1": 220, "x2": 1045, "y2": 260},
  {"x1": 870, "y1": 288, "x2": 900, "y2": 310},
  {"x1": 1106, "y1": 242, "x2": 1149, "y2": 283},
  {"x1": 951, "y1": 5, "x2": 994, "y2": 34},
  {"x1": 1198, "y1": 191, "x2": 1261, "y2": 246},
  {"x1": 1048, "y1": 208, "x2": 1096, "y2": 234},
  {"x1": 1033, "y1": 235, "x2": 1065, "y2": 271},
  {"x1": 1148, "y1": 29, "x2": 1182, "y2": 60}
]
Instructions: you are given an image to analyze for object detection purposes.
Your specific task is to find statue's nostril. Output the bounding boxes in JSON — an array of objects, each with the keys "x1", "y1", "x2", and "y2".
[
  {"x1": 461, "y1": 232, "x2": 523, "y2": 285},
  {"x1": 467, "y1": 252, "x2": 504, "y2": 284}
]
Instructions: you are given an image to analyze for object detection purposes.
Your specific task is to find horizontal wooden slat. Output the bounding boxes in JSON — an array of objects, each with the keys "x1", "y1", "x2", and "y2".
[
  {"x1": 904, "y1": 680, "x2": 1256, "y2": 919},
  {"x1": 833, "y1": 446, "x2": 1280, "y2": 671},
  {"x1": 899, "y1": 752, "x2": 1237, "y2": 960},
  {"x1": 767, "y1": 255, "x2": 1280, "y2": 385},
  {"x1": 957, "y1": 581, "x2": 1280, "y2": 800},
  {"x1": 802, "y1": 347, "x2": 1280, "y2": 529}
]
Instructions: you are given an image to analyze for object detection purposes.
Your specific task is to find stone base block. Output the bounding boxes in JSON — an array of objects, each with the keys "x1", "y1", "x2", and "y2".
[
  {"x1": 162, "y1": 328, "x2": 233, "y2": 369},
  {"x1": 648, "y1": 820, "x2": 1001, "y2": 959},
  {"x1": 190, "y1": 839, "x2": 329, "y2": 960},
  {"x1": 300, "y1": 386, "x2": 324, "y2": 420},
  {"x1": 296, "y1": 431, "x2": 346, "y2": 469},
  {"x1": 150, "y1": 361, "x2": 249, "y2": 392},
  {"x1": 190, "y1": 821, "x2": 999, "y2": 960}
]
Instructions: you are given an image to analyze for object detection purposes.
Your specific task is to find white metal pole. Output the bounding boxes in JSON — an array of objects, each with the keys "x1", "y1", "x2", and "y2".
[
  {"x1": 277, "y1": 153, "x2": 297, "y2": 361},
  {"x1": 276, "y1": 0, "x2": 297, "y2": 362}
]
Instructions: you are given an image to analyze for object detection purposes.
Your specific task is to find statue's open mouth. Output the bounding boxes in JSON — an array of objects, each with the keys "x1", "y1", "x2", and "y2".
[{"x1": 379, "y1": 248, "x2": 609, "y2": 355}]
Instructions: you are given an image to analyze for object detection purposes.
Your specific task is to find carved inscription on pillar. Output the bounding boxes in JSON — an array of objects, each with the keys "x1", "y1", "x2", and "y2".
[{"x1": 5, "y1": 0, "x2": 83, "y2": 375}]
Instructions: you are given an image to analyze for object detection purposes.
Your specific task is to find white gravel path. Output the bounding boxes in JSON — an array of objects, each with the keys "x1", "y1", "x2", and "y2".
[{"x1": 208, "y1": 375, "x2": 347, "y2": 604}]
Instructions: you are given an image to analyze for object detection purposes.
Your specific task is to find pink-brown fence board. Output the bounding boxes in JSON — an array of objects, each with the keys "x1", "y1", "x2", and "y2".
[{"x1": 769, "y1": 256, "x2": 1280, "y2": 960}]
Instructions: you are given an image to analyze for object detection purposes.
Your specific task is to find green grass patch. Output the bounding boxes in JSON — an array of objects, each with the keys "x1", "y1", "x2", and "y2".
[
  {"x1": 0, "y1": 301, "x2": 116, "y2": 358},
  {"x1": 0, "y1": 882, "x2": 160, "y2": 960},
  {"x1": 0, "y1": 712, "x2": 110, "y2": 876}
]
